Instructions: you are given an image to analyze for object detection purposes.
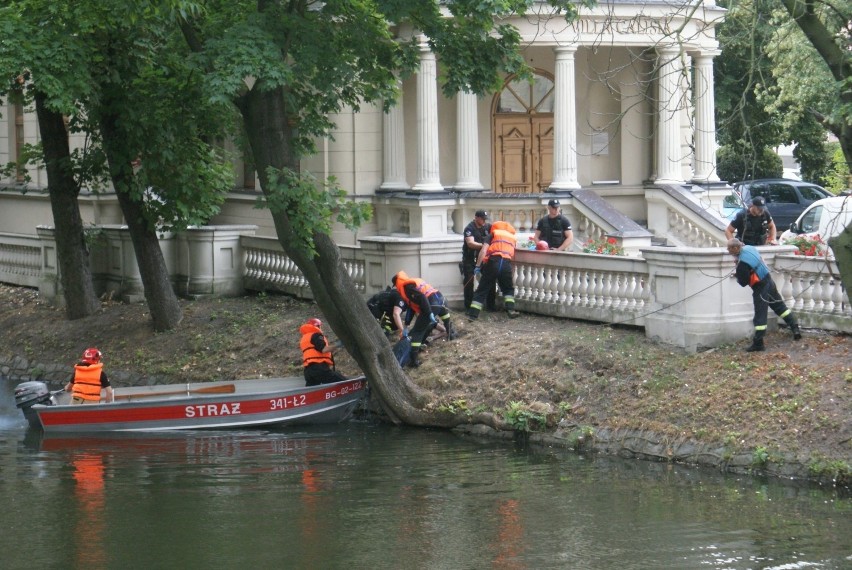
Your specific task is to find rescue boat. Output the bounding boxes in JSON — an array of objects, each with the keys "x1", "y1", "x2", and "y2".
[{"x1": 13, "y1": 376, "x2": 367, "y2": 433}]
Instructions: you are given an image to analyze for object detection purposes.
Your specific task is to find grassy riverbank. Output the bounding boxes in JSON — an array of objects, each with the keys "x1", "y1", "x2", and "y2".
[{"x1": 1, "y1": 284, "x2": 849, "y2": 484}]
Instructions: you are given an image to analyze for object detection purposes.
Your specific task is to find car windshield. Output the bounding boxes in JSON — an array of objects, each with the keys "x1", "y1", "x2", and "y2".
[
  {"x1": 798, "y1": 185, "x2": 829, "y2": 201},
  {"x1": 724, "y1": 193, "x2": 742, "y2": 208},
  {"x1": 799, "y1": 206, "x2": 822, "y2": 233}
]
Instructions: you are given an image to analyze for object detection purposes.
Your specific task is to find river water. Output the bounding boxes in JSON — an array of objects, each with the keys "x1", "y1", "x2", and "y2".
[{"x1": 1, "y1": 388, "x2": 849, "y2": 569}]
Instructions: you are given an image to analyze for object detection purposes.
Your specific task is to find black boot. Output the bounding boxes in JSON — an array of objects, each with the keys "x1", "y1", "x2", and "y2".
[
  {"x1": 446, "y1": 319, "x2": 457, "y2": 341},
  {"x1": 408, "y1": 351, "x2": 421, "y2": 368},
  {"x1": 782, "y1": 313, "x2": 802, "y2": 341},
  {"x1": 791, "y1": 323, "x2": 802, "y2": 341},
  {"x1": 746, "y1": 330, "x2": 765, "y2": 352}
]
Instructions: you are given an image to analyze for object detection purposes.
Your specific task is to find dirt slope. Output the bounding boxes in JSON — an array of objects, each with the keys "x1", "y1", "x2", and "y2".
[{"x1": 1, "y1": 284, "x2": 849, "y2": 474}]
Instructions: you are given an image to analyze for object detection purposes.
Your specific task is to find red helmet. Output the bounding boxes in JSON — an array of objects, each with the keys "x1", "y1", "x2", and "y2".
[
  {"x1": 536, "y1": 240, "x2": 550, "y2": 251},
  {"x1": 306, "y1": 318, "x2": 322, "y2": 328},
  {"x1": 82, "y1": 347, "x2": 102, "y2": 364}
]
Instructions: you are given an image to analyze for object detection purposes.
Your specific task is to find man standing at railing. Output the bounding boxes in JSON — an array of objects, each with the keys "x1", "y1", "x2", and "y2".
[
  {"x1": 725, "y1": 196, "x2": 777, "y2": 246},
  {"x1": 533, "y1": 199, "x2": 574, "y2": 251},
  {"x1": 468, "y1": 221, "x2": 519, "y2": 320},
  {"x1": 461, "y1": 210, "x2": 495, "y2": 311},
  {"x1": 727, "y1": 238, "x2": 802, "y2": 352}
]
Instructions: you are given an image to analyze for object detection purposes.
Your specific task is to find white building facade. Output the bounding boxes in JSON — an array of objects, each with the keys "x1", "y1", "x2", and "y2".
[{"x1": 1, "y1": 2, "x2": 754, "y2": 346}]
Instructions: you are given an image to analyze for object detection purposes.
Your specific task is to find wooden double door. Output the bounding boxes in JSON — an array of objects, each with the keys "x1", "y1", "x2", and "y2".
[{"x1": 493, "y1": 114, "x2": 553, "y2": 194}]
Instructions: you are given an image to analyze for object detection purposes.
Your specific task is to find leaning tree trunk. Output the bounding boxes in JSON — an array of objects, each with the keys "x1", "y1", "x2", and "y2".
[
  {"x1": 33, "y1": 91, "x2": 100, "y2": 319},
  {"x1": 237, "y1": 86, "x2": 451, "y2": 426},
  {"x1": 99, "y1": 112, "x2": 183, "y2": 332}
]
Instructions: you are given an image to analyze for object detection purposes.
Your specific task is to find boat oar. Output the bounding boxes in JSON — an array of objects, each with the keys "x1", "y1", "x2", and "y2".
[{"x1": 114, "y1": 384, "x2": 236, "y2": 401}]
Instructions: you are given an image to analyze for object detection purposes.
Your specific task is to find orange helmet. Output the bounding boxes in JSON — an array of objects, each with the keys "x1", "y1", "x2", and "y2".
[
  {"x1": 306, "y1": 318, "x2": 322, "y2": 328},
  {"x1": 82, "y1": 347, "x2": 102, "y2": 364}
]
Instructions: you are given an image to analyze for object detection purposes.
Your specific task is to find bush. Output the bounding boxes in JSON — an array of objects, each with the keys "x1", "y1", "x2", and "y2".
[{"x1": 717, "y1": 145, "x2": 783, "y2": 183}]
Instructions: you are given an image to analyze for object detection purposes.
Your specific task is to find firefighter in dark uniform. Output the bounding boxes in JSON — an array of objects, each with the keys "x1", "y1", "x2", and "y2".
[
  {"x1": 392, "y1": 271, "x2": 452, "y2": 368},
  {"x1": 366, "y1": 287, "x2": 407, "y2": 339},
  {"x1": 725, "y1": 196, "x2": 777, "y2": 246},
  {"x1": 299, "y1": 318, "x2": 347, "y2": 386},
  {"x1": 461, "y1": 210, "x2": 495, "y2": 310},
  {"x1": 467, "y1": 221, "x2": 519, "y2": 320},
  {"x1": 727, "y1": 238, "x2": 801, "y2": 352}
]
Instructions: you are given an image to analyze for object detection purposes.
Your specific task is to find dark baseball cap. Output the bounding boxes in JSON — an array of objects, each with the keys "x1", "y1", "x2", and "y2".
[
  {"x1": 475, "y1": 210, "x2": 488, "y2": 219},
  {"x1": 548, "y1": 199, "x2": 560, "y2": 207},
  {"x1": 750, "y1": 196, "x2": 766, "y2": 208}
]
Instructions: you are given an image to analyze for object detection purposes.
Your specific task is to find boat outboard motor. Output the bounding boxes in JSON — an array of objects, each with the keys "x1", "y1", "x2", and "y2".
[{"x1": 14, "y1": 381, "x2": 56, "y2": 428}]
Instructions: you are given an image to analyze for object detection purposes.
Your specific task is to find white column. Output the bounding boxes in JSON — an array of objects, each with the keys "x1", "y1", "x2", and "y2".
[
  {"x1": 413, "y1": 36, "x2": 443, "y2": 192},
  {"x1": 691, "y1": 50, "x2": 721, "y2": 183},
  {"x1": 550, "y1": 46, "x2": 581, "y2": 190},
  {"x1": 455, "y1": 90, "x2": 483, "y2": 189},
  {"x1": 381, "y1": 80, "x2": 409, "y2": 190},
  {"x1": 655, "y1": 46, "x2": 685, "y2": 185}
]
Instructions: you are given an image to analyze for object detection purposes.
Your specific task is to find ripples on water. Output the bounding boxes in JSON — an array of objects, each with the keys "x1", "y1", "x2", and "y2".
[{"x1": 0, "y1": 382, "x2": 849, "y2": 569}]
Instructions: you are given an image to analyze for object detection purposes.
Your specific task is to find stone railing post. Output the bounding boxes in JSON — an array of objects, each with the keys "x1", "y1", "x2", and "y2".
[{"x1": 642, "y1": 246, "x2": 751, "y2": 351}]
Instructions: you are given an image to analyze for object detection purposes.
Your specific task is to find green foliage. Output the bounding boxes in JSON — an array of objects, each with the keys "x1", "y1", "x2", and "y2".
[
  {"x1": 763, "y1": 6, "x2": 850, "y2": 174},
  {"x1": 504, "y1": 401, "x2": 546, "y2": 433},
  {"x1": 822, "y1": 144, "x2": 850, "y2": 193},
  {"x1": 751, "y1": 445, "x2": 769, "y2": 467},
  {"x1": 715, "y1": 0, "x2": 850, "y2": 183},
  {"x1": 808, "y1": 457, "x2": 851, "y2": 485},
  {"x1": 1, "y1": 0, "x2": 237, "y2": 233},
  {"x1": 716, "y1": 144, "x2": 783, "y2": 183},
  {"x1": 261, "y1": 168, "x2": 372, "y2": 257},
  {"x1": 437, "y1": 399, "x2": 469, "y2": 415}
]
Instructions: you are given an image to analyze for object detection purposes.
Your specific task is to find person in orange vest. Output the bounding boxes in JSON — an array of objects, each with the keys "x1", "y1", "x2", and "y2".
[
  {"x1": 392, "y1": 270, "x2": 453, "y2": 368},
  {"x1": 467, "y1": 220, "x2": 519, "y2": 320},
  {"x1": 65, "y1": 348, "x2": 114, "y2": 404},
  {"x1": 299, "y1": 318, "x2": 348, "y2": 386}
]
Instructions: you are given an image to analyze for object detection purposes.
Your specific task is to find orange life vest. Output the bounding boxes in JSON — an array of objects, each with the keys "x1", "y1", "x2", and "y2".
[
  {"x1": 484, "y1": 227, "x2": 517, "y2": 261},
  {"x1": 394, "y1": 271, "x2": 436, "y2": 315},
  {"x1": 72, "y1": 363, "x2": 104, "y2": 402},
  {"x1": 300, "y1": 324, "x2": 333, "y2": 368}
]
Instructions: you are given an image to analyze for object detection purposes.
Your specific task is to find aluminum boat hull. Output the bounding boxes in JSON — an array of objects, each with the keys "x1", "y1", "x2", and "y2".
[{"x1": 27, "y1": 376, "x2": 366, "y2": 433}]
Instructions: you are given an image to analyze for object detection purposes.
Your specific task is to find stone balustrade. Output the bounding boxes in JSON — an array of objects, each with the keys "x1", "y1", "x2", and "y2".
[
  {"x1": 773, "y1": 254, "x2": 850, "y2": 330},
  {"x1": 0, "y1": 233, "x2": 42, "y2": 288},
  {"x1": 1, "y1": 228, "x2": 848, "y2": 351}
]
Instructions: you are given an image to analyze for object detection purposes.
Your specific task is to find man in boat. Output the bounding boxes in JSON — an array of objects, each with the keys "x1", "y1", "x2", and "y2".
[
  {"x1": 65, "y1": 347, "x2": 114, "y2": 404},
  {"x1": 392, "y1": 271, "x2": 455, "y2": 368},
  {"x1": 299, "y1": 318, "x2": 348, "y2": 386}
]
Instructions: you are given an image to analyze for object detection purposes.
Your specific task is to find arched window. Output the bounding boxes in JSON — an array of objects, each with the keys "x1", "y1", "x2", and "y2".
[{"x1": 496, "y1": 74, "x2": 554, "y2": 114}]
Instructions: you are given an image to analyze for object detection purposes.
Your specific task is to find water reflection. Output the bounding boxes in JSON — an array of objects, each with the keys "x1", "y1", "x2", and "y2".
[{"x1": 0, "y1": 381, "x2": 849, "y2": 569}]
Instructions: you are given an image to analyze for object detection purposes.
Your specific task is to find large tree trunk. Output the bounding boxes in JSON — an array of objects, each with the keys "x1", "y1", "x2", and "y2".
[
  {"x1": 99, "y1": 111, "x2": 183, "y2": 332},
  {"x1": 237, "y1": 86, "x2": 452, "y2": 425},
  {"x1": 33, "y1": 91, "x2": 101, "y2": 319}
]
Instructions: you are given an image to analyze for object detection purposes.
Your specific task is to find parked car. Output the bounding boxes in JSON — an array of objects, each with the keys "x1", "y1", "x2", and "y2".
[
  {"x1": 725, "y1": 179, "x2": 832, "y2": 229},
  {"x1": 779, "y1": 196, "x2": 852, "y2": 254}
]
